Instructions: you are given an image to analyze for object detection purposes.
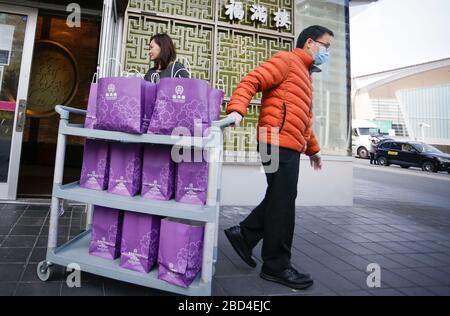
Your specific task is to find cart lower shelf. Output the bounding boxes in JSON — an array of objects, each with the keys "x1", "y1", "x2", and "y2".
[{"x1": 43, "y1": 230, "x2": 212, "y2": 296}]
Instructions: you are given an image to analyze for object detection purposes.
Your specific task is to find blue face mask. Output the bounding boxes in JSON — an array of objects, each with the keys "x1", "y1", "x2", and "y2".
[{"x1": 313, "y1": 45, "x2": 330, "y2": 66}]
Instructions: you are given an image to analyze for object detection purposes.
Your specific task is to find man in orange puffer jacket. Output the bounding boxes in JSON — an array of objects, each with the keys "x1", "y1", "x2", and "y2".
[{"x1": 224, "y1": 25, "x2": 334, "y2": 290}]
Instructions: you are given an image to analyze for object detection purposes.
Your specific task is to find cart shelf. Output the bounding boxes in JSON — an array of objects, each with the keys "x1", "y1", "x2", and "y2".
[
  {"x1": 53, "y1": 182, "x2": 217, "y2": 223},
  {"x1": 46, "y1": 230, "x2": 211, "y2": 296}
]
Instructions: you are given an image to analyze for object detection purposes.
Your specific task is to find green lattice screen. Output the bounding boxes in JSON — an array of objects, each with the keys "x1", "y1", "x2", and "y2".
[{"x1": 123, "y1": 0, "x2": 294, "y2": 158}]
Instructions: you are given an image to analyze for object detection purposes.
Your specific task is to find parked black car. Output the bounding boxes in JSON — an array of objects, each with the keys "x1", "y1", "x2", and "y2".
[{"x1": 376, "y1": 141, "x2": 450, "y2": 173}]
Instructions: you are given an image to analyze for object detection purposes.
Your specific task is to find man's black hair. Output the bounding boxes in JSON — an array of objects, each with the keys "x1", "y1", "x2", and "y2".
[{"x1": 296, "y1": 25, "x2": 334, "y2": 49}]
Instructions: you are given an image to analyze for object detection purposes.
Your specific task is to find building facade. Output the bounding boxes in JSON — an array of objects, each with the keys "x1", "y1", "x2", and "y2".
[
  {"x1": 0, "y1": 0, "x2": 352, "y2": 206},
  {"x1": 353, "y1": 58, "x2": 450, "y2": 153}
]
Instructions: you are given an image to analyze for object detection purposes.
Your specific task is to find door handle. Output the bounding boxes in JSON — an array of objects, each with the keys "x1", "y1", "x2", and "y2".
[{"x1": 15, "y1": 99, "x2": 27, "y2": 133}]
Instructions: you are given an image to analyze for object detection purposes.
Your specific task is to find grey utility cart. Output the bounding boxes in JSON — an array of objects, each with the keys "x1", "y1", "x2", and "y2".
[{"x1": 37, "y1": 105, "x2": 234, "y2": 296}]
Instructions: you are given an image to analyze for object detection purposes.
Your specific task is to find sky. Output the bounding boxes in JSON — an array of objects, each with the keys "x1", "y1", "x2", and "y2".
[{"x1": 350, "y1": 0, "x2": 450, "y2": 78}]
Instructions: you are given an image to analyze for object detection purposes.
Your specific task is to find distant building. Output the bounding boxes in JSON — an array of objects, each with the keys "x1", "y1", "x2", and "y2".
[{"x1": 352, "y1": 58, "x2": 450, "y2": 153}]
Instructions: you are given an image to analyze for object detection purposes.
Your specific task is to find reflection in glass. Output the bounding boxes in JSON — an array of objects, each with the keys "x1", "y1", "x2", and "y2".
[{"x1": 0, "y1": 12, "x2": 27, "y2": 182}]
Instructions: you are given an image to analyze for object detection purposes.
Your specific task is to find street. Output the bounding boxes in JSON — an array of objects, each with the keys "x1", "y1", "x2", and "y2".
[{"x1": 354, "y1": 158, "x2": 450, "y2": 211}]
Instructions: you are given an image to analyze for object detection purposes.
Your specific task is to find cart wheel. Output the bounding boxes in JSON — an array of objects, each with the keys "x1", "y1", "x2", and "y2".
[{"x1": 37, "y1": 261, "x2": 53, "y2": 281}]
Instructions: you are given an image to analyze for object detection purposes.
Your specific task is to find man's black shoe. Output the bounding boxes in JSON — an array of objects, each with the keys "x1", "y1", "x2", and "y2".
[
  {"x1": 224, "y1": 226, "x2": 257, "y2": 268},
  {"x1": 260, "y1": 267, "x2": 314, "y2": 290}
]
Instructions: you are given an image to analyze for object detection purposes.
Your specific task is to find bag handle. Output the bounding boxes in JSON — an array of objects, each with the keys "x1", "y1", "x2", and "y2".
[
  {"x1": 123, "y1": 68, "x2": 145, "y2": 78},
  {"x1": 91, "y1": 67, "x2": 99, "y2": 84},
  {"x1": 171, "y1": 57, "x2": 192, "y2": 78},
  {"x1": 216, "y1": 78, "x2": 226, "y2": 91},
  {"x1": 102, "y1": 57, "x2": 124, "y2": 77},
  {"x1": 150, "y1": 72, "x2": 160, "y2": 83}
]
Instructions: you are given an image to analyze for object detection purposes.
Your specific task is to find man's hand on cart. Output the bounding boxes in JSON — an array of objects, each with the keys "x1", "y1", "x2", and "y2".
[{"x1": 227, "y1": 111, "x2": 243, "y2": 127}]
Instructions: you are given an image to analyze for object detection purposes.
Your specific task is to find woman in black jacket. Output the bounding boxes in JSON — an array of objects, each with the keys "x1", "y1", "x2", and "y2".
[{"x1": 144, "y1": 33, "x2": 189, "y2": 81}]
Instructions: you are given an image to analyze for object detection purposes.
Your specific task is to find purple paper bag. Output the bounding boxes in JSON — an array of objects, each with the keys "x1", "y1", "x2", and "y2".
[
  {"x1": 175, "y1": 149, "x2": 208, "y2": 205},
  {"x1": 89, "y1": 206, "x2": 124, "y2": 260},
  {"x1": 84, "y1": 81, "x2": 98, "y2": 129},
  {"x1": 96, "y1": 76, "x2": 147, "y2": 134},
  {"x1": 80, "y1": 139, "x2": 110, "y2": 191},
  {"x1": 108, "y1": 142, "x2": 143, "y2": 197},
  {"x1": 141, "y1": 145, "x2": 175, "y2": 201},
  {"x1": 199, "y1": 87, "x2": 225, "y2": 136},
  {"x1": 120, "y1": 212, "x2": 161, "y2": 273},
  {"x1": 158, "y1": 218, "x2": 204, "y2": 288},
  {"x1": 142, "y1": 81, "x2": 157, "y2": 133},
  {"x1": 147, "y1": 78, "x2": 210, "y2": 135},
  {"x1": 209, "y1": 87, "x2": 224, "y2": 123}
]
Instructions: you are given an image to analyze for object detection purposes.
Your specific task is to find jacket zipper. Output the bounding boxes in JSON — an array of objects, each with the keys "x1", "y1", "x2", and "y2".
[{"x1": 302, "y1": 106, "x2": 313, "y2": 152}]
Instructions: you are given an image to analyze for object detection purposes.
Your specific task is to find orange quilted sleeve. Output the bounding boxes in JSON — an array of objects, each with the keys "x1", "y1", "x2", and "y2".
[{"x1": 226, "y1": 51, "x2": 291, "y2": 117}]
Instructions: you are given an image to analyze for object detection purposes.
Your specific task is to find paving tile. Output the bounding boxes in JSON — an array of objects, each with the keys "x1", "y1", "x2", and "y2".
[
  {"x1": 382, "y1": 253, "x2": 429, "y2": 269},
  {"x1": 61, "y1": 280, "x2": 104, "y2": 296},
  {"x1": 215, "y1": 276, "x2": 266, "y2": 296},
  {"x1": 389, "y1": 268, "x2": 443, "y2": 287},
  {"x1": 1, "y1": 236, "x2": 37, "y2": 248},
  {"x1": 28, "y1": 248, "x2": 47, "y2": 264},
  {"x1": 358, "y1": 243, "x2": 396, "y2": 255},
  {"x1": 368, "y1": 288, "x2": 404, "y2": 296},
  {"x1": 336, "y1": 270, "x2": 371, "y2": 289},
  {"x1": 339, "y1": 290, "x2": 372, "y2": 296},
  {"x1": 0, "y1": 282, "x2": 17, "y2": 296},
  {"x1": 336, "y1": 243, "x2": 375, "y2": 256},
  {"x1": 312, "y1": 269, "x2": 362, "y2": 292},
  {"x1": 0, "y1": 264, "x2": 26, "y2": 282},
  {"x1": 427, "y1": 286, "x2": 450, "y2": 296},
  {"x1": 397, "y1": 287, "x2": 435, "y2": 296},
  {"x1": 403, "y1": 253, "x2": 449, "y2": 268},
  {"x1": 338, "y1": 255, "x2": 372, "y2": 270},
  {"x1": 15, "y1": 217, "x2": 46, "y2": 227},
  {"x1": 413, "y1": 267, "x2": 450, "y2": 285},
  {"x1": 10, "y1": 226, "x2": 42, "y2": 236},
  {"x1": 363, "y1": 254, "x2": 407, "y2": 270},
  {"x1": 22, "y1": 210, "x2": 48, "y2": 218},
  {"x1": 0, "y1": 248, "x2": 32, "y2": 263},
  {"x1": 212, "y1": 281, "x2": 229, "y2": 296},
  {"x1": 15, "y1": 282, "x2": 61, "y2": 296},
  {"x1": 315, "y1": 255, "x2": 357, "y2": 272},
  {"x1": 0, "y1": 226, "x2": 12, "y2": 235}
]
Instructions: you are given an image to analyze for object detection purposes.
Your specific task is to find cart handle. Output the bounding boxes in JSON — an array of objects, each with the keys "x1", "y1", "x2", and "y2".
[
  {"x1": 55, "y1": 105, "x2": 87, "y2": 120},
  {"x1": 55, "y1": 104, "x2": 235, "y2": 130},
  {"x1": 212, "y1": 115, "x2": 235, "y2": 130}
]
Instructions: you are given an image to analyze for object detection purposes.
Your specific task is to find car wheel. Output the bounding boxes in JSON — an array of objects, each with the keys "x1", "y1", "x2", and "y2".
[
  {"x1": 378, "y1": 156, "x2": 389, "y2": 166},
  {"x1": 401, "y1": 165, "x2": 410, "y2": 169},
  {"x1": 357, "y1": 147, "x2": 369, "y2": 159},
  {"x1": 422, "y1": 161, "x2": 435, "y2": 172}
]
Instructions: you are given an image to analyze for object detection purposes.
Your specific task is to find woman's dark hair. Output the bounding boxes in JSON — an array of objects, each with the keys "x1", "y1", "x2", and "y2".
[
  {"x1": 296, "y1": 25, "x2": 334, "y2": 49},
  {"x1": 150, "y1": 33, "x2": 177, "y2": 70}
]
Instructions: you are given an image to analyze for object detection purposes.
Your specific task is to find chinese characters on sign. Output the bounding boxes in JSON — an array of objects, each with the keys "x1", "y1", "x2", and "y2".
[
  {"x1": 224, "y1": 1, "x2": 291, "y2": 29},
  {"x1": 250, "y1": 4, "x2": 268, "y2": 23},
  {"x1": 273, "y1": 8, "x2": 291, "y2": 29},
  {"x1": 225, "y1": 0, "x2": 245, "y2": 21}
]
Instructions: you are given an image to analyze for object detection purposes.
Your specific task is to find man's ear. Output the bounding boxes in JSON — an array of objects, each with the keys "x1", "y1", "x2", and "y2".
[{"x1": 304, "y1": 38, "x2": 313, "y2": 50}]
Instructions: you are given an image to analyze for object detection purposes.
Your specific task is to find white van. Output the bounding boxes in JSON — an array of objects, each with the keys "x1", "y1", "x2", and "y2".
[{"x1": 352, "y1": 119, "x2": 381, "y2": 159}]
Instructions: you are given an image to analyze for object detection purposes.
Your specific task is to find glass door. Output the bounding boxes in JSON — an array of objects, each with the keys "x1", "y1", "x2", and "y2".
[{"x1": 0, "y1": 4, "x2": 37, "y2": 199}]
